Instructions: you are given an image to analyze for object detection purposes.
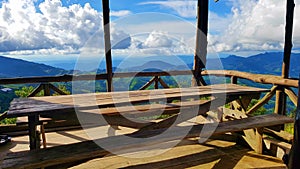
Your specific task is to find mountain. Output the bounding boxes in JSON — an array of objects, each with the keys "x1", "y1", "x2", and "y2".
[
  {"x1": 1, "y1": 52, "x2": 299, "y2": 78},
  {"x1": 0, "y1": 56, "x2": 69, "y2": 78},
  {"x1": 207, "y1": 52, "x2": 300, "y2": 78},
  {"x1": 127, "y1": 60, "x2": 179, "y2": 72}
]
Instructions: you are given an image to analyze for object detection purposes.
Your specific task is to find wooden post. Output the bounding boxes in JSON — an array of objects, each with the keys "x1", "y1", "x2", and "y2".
[
  {"x1": 102, "y1": 0, "x2": 113, "y2": 92},
  {"x1": 43, "y1": 83, "x2": 51, "y2": 96},
  {"x1": 192, "y1": 0, "x2": 208, "y2": 87},
  {"x1": 231, "y1": 76, "x2": 237, "y2": 84},
  {"x1": 275, "y1": 0, "x2": 295, "y2": 116},
  {"x1": 28, "y1": 115, "x2": 40, "y2": 150},
  {"x1": 154, "y1": 76, "x2": 159, "y2": 89},
  {"x1": 288, "y1": 74, "x2": 300, "y2": 169}
]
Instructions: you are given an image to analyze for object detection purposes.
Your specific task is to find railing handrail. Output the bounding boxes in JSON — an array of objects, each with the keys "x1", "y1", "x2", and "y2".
[
  {"x1": 0, "y1": 70, "x2": 192, "y2": 85},
  {"x1": 0, "y1": 70, "x2": 298, "y2": 88}
]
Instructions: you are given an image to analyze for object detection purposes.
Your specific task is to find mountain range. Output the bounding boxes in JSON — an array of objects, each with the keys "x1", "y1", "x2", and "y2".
[
  {"x1": 0, "y1": 52, "x2": 299, "y2": 78},
  {"x1": 0, "y1": 56, "x2": 68, "y2": 78},
  {"x1": 209, "y1": 52, "x2": 300, "y2": 77}
]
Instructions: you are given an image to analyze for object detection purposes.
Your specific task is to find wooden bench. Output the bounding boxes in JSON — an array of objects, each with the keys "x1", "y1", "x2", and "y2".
[{"x1": 1, "y1": 114, "x2": 293, "y2": 169}]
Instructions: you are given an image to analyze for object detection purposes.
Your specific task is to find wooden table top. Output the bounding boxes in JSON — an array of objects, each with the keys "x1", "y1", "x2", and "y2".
[{"x1": 7, "y1": 84, "x2": 269, "y2": 118}]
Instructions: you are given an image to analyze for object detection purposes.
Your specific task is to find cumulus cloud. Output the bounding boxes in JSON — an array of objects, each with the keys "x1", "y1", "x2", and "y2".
[
  {"x1": 140, "y1": 0, "x2": 197, "y2": 18},
  {"x1": 209, "y1": 0, "x2": 299, "y2": 54},
  {"x1": 112, "y1": 30, "x2": 193, "y2": 56},
  {"x1": 0, "y1": 0, "x2": 132, "y2": 55},
  {"x1": 142, "y1": 31, "x2": 174, "y2": 48}
]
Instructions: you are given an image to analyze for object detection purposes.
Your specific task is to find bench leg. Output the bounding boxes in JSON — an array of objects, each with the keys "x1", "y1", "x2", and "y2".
[
  {"x1": 28, "y1": 115, "x2": 41, "y2": 150},
  {"x1": 254, "y1": 127, "x2": 264, "y2": 154},
  {"x1": 40, "y1": 123, "x2": 47, "y2": 148}
]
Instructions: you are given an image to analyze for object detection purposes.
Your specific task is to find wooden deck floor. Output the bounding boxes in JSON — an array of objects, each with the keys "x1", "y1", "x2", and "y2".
[{"x1": 0, "y1": 124, "x2": 288, "y2": 169}]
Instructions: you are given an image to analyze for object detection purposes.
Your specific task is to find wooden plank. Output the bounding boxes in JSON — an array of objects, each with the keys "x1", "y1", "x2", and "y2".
[
  {"x1": 1, "y1": 114, "x2": 293, "y2": 169},
  {"x1": 133, "y1": 96, "x2": 239, "y2": 134},
  {"x1": 89, "y1": 99, "x2": 210, "y2": 117},
  {"x1": 264, "y1": 128, "x2": 294, "y2": 143}
]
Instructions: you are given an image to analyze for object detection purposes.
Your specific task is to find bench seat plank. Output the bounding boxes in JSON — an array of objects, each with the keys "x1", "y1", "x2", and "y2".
[{"x1": 1, "y1": 114, "x2": 293, "y2": 169}]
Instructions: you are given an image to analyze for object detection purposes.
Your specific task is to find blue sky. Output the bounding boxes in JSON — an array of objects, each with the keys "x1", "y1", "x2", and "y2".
[{"x1": 0, "y1": 0, "x2": 299, "y2": 59}]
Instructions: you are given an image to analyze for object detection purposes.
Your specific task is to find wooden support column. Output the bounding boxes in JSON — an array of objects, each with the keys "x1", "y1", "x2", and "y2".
[
  {"x1": 192, "y1": 0, "x2": 208, "y2": 87},
  {"x1": 275, "y1": 0, "x2": 295, "y2": 116},
  {"x1": 231, "y1": 76, "x2": 238, "y2": 84},
  {"x1": 43, "y1": 83, "x2": 51, "y2": 96},
  {"x1": 288, "y1": 74, "x2": 300, "y2": 169},
  {"x1": 102, "y1": 0, "x2": 113, "y2": 92},
  {"x1": 154, "y1": 76, "x2": 159, "y2": 89}
]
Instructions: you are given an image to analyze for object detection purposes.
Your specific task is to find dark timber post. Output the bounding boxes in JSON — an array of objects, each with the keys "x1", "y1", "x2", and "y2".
[
  {"x1": 192, "y1": 0, "x2": 208, "y2": 87},
  {"x1": 43, "y1": 83, "x2": 51, "y2": 96},
  {"x1": 102, "y1": 0, "x2": 113, "y2": 92},
  {"x1": 288, "y1": 74, "x2": 300, "y2": 169},
  {"x1": 275, "y1": 0, "x2": 295, "y2": 116}
]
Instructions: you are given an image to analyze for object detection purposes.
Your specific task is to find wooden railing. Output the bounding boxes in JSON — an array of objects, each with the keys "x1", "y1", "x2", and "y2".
[
  {"x1": 0, "y1": 70, "x2": 192, "y2": 96},
  {"x1": 0, "y1": 70, "x2": 298, "y2": 100}
]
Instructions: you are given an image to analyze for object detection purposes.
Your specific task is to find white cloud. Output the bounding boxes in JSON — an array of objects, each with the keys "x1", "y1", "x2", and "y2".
[
  {"x1": 142, "y1": 31, "x2": 173, "y2": 48},
  {"x1": 111, "y1": 10, "x2": 132, "y2": 17},
  {"x1": 0, "y1": 0, "x2": 132, "y2": 55},
  {"x1": 2, "y1": 0, "x2": 297, "y2": 57},
  {"x1": 209, "y1": 0, "x2": 300, "y2": 54},
  {"x1": 111, "y1": 30, "x2": 193, "y2": 56},
  {"x1": 140, "y1": 0, "x2": 197, "y2": 18}
]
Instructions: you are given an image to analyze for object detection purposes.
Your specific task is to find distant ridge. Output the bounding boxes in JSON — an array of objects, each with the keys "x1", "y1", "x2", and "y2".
[
  {"x1": 207, "y1": 52, "x2": 300, "y2": 78},
  {"x1": 0, "y1": 56, "x2": 68, "y2": 78},
  {"x1": 0, "y1": 52, "x2": 299, "y2": 79}
]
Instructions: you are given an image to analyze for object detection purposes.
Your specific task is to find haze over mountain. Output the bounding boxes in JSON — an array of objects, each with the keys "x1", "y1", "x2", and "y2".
[{"x1": 0, "y1": 52, "x2": 299, "y2": 78}]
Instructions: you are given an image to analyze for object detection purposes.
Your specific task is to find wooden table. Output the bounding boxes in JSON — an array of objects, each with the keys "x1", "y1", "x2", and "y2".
[{"x1": 6, "y1": 84, "x2": 269, "y2": 150}]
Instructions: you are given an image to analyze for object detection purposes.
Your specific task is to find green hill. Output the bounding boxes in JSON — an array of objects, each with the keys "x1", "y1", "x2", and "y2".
[{"x1": 0, "y1": 56, "x2": 68, "y2": 78}]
